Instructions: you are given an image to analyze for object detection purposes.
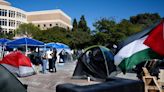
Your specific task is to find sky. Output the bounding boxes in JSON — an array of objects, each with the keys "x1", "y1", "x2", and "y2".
[{"x1": 7, "y1": 0, "x2": 164, "y2": 30}]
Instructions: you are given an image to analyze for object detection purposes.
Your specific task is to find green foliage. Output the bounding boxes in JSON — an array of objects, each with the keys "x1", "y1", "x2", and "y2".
[
  {"x1": 92, "y1": 13, "x2": 161, "y2": 49},
  {"x1": 93, "y1": 18, "x2": 124, "y2": 47},
  {"x1": 15, "y1": 23, "x2": 40, "y2": 37},
  {"x1": 34, "y1": 26, "x2": 92, "y2": 49},
  {"x1": 92, "y1": 32, "x2": 111, "y2": 45},
  {"x1": 70, "y1": 31, "x2": 92, "y2": 48},
  {"x1": 0, "y1": 26, "x2": 14, "y2": 39},
  {"x1": 0, "y1": 33, "x2": 15, "y2": 39},
  {"x1": 130, "y1": 13, "x2": 161, "y2": 28},
  {"x1": 72, "y1": 18, "x2": 78, "y2": 31},
  {"x1": 78, "y1": 15, "x2": 90, "y2": 32},
  {"x1": 93, "y1": 18, "x2": 116, "y2": 32},
  {"x1": 117, "y1": 19, "x2": 142, "y2": 36}
]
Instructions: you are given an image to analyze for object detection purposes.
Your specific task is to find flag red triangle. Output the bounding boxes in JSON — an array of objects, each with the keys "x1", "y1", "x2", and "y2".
[{"x1": 144, "y1": 20, "x2": 164, "y2": 56}]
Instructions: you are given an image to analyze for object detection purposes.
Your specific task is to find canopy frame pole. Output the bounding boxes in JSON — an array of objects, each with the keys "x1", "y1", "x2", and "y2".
[{"x1": 25, "y1": 38, "x2": 28, "y2": 56}]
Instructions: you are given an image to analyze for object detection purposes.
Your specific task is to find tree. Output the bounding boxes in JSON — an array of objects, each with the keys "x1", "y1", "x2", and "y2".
[
  {"x1": 93, "y1": 18, "x2": 123, "y2": 47},
  {"x1": 15, "y1": 23, "x2": 40, "y2": 37},
  {"x1": 93, "y1": 18, "x2": 116, "y2": 33},
  {"x1": 72, "y1": 18, "x2": 78, "y2": 31},
  {"x1": 130, "y1": 13, "x2": 161, "y2": 28},
  {"x1": 117, "y1": 19, "x2": 142, "y2": 37},
  {"x1": 78, "y1": 15, "x2": 90, "y2": 32},
  {"x1": 70, "y1": 31, "x2": 92, "y2": 48},
  {"x1": 0, "y1": 26, "x2": 14, "y2": 38}
]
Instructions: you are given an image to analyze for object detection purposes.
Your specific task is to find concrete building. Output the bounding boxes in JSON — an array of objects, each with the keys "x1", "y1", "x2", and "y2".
[
  {"x1": 0, "y1": 0, "x2": 27, "y2": 34},
  {"x1": 27, "y1": 10, "x2": 72, "y2": 30},
  {"x1": 0, "y1": 0, "x2": 72, "y2": 33}
]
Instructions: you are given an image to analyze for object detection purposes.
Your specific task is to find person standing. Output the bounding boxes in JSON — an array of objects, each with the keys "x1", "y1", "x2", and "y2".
[
  {"x1": 50, "y1": 48, "x2": 57, "y2": 72},
  {"x1": 41, "y1": 51, "x2": 48, "y2": 74},
  {"x1": 59, "y1": 49, "x2": 65, "y2": 63},
  {"x1": 47, "y1": 48, "x2": 53, "y2": 72}
]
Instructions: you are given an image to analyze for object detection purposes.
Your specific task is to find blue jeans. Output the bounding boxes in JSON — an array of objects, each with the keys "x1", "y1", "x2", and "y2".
[{"x1": 42, "y1": 59, "x2": 47, "y2": 73}]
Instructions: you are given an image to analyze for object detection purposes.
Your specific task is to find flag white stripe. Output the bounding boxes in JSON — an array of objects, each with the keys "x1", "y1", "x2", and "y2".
[{"x1": 114, "y1": 36, "x2": 149, "y2": 66}]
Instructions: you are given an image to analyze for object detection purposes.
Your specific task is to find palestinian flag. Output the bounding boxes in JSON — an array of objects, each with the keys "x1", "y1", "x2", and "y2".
[
  {"x1": 114, "y1": 19, "x2": 164, "y2": 73},
  {"x1": 144, "y1": 20, "x2": 164, "y2": 56}
]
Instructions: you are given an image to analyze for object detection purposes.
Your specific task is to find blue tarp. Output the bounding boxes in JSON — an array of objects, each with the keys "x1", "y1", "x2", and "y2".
[
  {"x1": 0, "y1": 38, "x2": 10, "y2": 45},
  {"x1": 6, "y1": 37, "x2": 44, "y2": 46},
  {"x1": 46, "y1": 42, "x2": 71, "y2": 54},
  {"x1": 46, "y1": 42, "x2": 70, "y2": 49},
  {"x1": 56, "y1": 43, "x2": 70, "y2": 49},
  {"x1": 46, "y1": 42, "x2": 62, "y2": 49}
]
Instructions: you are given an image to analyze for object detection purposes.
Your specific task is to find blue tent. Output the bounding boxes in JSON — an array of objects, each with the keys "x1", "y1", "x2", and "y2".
[
  {"x1": 46, "y1": 42, "x2": 70, "y2": 49},
  {"x1": 6, "y1": 37, "x2": 44, "y2": 46},
  {"x1": 6, "y1": 37, "x2": 44, "y2": 54},
  {"x1": 56, "y1": 43, "x2": 70, "y2": 49},
  {"x1": 0, "y1": 38, "x2": 10, "y2": 45},
  {"x1": 46, "y1": 42, "x2": 71, "y2": 54},
  {"x1": 46, "y1": 42, "x2": 63, "y2": 49},
  {"x1": 0, "y1": 38, "x2": 10, "y2": 58}
]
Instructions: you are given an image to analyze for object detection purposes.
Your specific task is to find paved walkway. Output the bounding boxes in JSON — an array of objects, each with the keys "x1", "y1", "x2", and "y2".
[{"x1": 18, "y1": 62, "x2": 100, "y2": 92}]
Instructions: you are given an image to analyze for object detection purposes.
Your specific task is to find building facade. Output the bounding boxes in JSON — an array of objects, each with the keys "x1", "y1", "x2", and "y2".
[
  {"x1": 27, "y1": 10, "x2": 72, "y2": 30},
  {"x1": 0, "y1": 0, "x2": 72, "y2": 33},
  {"x1": 0, "y1": 0, "x2": 27, "y2": 34}
]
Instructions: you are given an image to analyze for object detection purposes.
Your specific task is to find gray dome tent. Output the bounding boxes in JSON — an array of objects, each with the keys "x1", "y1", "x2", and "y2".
[
  {"x1": 72, "y1": 45, "x2": 116, "y2": 80},
  {"x1": 0, "y1": 64, "x2": 27, "y2": 92}
]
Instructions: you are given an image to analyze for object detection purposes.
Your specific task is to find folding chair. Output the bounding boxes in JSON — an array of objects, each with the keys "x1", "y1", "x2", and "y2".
[{"x1": 142, "y1": 67, "x2": 162, "y2": 92}]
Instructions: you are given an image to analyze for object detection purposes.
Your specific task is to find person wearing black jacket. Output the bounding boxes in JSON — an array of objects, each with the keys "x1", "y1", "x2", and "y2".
[{"x1": 50, "y1": 48, "x2": 57, "y2": 72}]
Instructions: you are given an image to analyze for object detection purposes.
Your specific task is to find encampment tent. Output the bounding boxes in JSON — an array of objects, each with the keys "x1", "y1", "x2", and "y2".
[
  {"x1": 6, "y1": 37, "x2": 44, "y2": 55},
  {"x1": 0, "y1": 51, "x2": 35, "y2": 77},
  {"x1": 72, "y1": 46, "x2": 116, "y2": 80},
  {"x1": 0, "y1": 38, "x2": 10, "y2": 58},
  {"x1": 6, "y1": 37, "x2": 44, "y2": 46},
  {"x1": 0, "y1": 64, "x2": 27, "y2": 92},
  {"x1": 46, "y1": 42, "x2": 71, "y2": 54}
]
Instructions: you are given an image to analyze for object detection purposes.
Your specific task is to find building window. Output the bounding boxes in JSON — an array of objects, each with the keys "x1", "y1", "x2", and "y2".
[
  {"x1": 9, "y1": 31, "x2": 13, "y2": 34},
  {"x1": 5, "y1": 31, "x2": 7, "y2": 34},
  {"x1": 22, "y1": 14, "x2": 26, "y2": 19},
  {"x1": 44, "y1": 24, "x2": 46, "y2": 27},
  {"x1": 16, "y1": 12, "x2": 21, "y2": 18},
  {"x1": 1, "y1": 28, "x2": 7, "y2": 34},
  {"x1": 56, "y1": 23, "x2": 58, "y2": 26},
  {"x1": 9, "y1": 20, "x2": 15, "y2": 27},
  {"x1": 0, "y1": 18, "x2": 7, "y2": 26},
  {"x1": 50, "y1": 24, "x2": 52, "y2": 27},
  {"x1": 38, "y1": 24, "x2": 40, "y2": 27},
  {"x1": 9, "y1": 10, "x2": 15, "y2": 18},
  {"x1": 16, "y1": 21, "x2": 21, "y2": 27},
  {"x1": 0, "y1": 9, "x2": 7, "y2": 16}
]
